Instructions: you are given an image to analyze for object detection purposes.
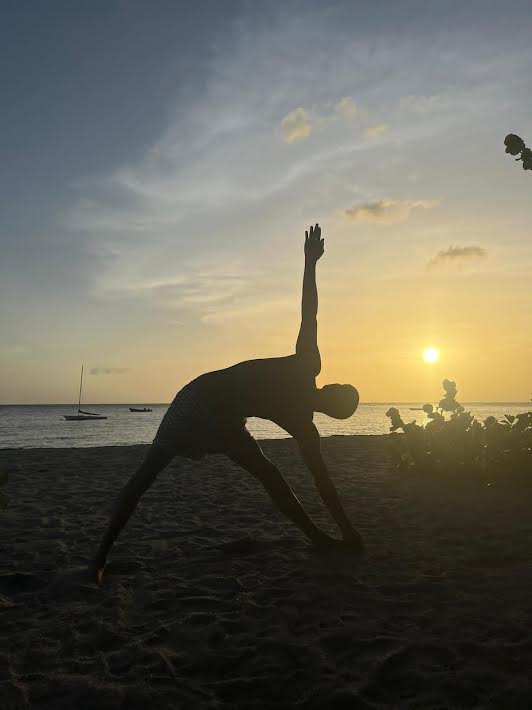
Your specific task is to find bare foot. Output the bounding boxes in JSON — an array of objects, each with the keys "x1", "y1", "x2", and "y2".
[
  {"x1": 312, "y1": 532, "x2": 351, "y2": 553},
  {"x1": 88, "y1": 557, "x2": 106, "y2": 585},
  {"x1": 312, "y1": 530, "x2": 364, "y2": 556},
  {"x1": 343, "y1": 529, "x2": 365, "y2": 555}
]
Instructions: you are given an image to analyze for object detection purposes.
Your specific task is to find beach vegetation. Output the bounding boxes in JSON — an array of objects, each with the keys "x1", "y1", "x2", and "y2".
[{"x1": 386, "y1": 380, "x2": 532, "y2": 481}]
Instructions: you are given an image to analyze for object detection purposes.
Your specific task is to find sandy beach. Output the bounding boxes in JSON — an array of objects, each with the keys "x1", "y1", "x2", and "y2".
[{"x1": 1, "y1": 436, "x2": 532, "y2": 709}]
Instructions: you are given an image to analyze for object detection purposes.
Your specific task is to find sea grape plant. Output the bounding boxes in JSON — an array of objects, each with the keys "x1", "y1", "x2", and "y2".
[
  {"x1": 386, "y1": 380, "x2": 532, "y2": 480},
  {"x1": 504, "y1": 134, "x2": 532, "y2": 171}
]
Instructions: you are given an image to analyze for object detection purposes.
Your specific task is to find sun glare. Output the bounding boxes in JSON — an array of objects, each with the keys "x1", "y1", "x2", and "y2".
[{"x1": 423, "y1": 347, "x2": 440, "y2": 364}]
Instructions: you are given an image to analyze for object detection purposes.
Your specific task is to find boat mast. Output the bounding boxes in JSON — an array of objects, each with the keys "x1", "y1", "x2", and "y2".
[{"x1": 78, "y1": 364, "x2": 84, "y2": 414}]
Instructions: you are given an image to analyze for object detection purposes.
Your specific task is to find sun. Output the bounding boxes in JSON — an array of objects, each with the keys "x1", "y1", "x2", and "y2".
[{"x1": 422, "y1": 347, "x2": 440, "y2": 364}]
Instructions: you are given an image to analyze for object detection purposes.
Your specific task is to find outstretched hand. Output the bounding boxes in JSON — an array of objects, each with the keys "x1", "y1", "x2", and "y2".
[{"x1": 304, "y1": 223, "x2": 324, "y2": 262}]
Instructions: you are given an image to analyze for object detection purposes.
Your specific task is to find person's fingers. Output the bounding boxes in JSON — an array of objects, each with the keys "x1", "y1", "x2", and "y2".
[{"x1": 306, "y1": 224, "x2": 323, "y2": 247}]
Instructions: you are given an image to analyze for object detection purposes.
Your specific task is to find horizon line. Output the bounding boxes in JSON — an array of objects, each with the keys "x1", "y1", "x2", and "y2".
[{"x1": 1, "y1": 401, "x2": 530, "y2": 407}]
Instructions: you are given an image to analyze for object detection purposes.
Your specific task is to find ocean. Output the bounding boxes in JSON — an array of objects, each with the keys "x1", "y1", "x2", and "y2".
[{"x1": 0, "y1": 402, "x2": 530, "y2": 449}]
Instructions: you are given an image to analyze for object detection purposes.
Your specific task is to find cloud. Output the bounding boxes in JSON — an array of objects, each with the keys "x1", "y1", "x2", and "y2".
[
  {"x1": 334, "y1": 96, "x2": 358, "y2": 119},
  {"x1": 344, "y1": 198, "x2": 439, "y2": 225},
  {"x1": 280, "y1": 107, "x2": 313, "y2": 143},
  {"x1": 115, "y1": 263, "x2": 254, "y2": 305},
  {"x1": 201, "y1": 297, "x2": 293, "y2": 325},
  {"x1": 280, "y1": 96, "x2": 359, "y2": 144},
  {"x1": 363, "y1": 123, "x2": 389, "y2": 140},
  {"x1": 89, "y1": 367, "x2": 130, "y2": 375},
  {"x1": 66, "y1": 8, "x2": 516, "y2": 321},
  {"x1": 102, "y1": 257, "x2": 291, "y2": 326},
  {"x1": 427, "y1": 245, "x2": 488, "y2": 269},
  {"x1": 399, "y1": 94, "x2": 441, "y2": 113},
  {"x1": 0, "y1": 345, "x2": 29, "y2": 355}
]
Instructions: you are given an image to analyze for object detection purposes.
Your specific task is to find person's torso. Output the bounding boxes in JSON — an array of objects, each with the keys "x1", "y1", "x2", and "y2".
[{"x1": 193, "y1": 354, "x2": 316, "y2": 435}]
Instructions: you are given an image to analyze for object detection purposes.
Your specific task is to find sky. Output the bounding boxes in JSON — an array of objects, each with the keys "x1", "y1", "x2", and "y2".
[{"x1": 1, "y1": 0, "x2": 531, "y2": 404}]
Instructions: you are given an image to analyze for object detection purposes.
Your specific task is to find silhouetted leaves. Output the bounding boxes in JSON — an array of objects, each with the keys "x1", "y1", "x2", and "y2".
[
  {"x1": 504, "y1": 133, "x2": 525, "y2": 155},
  {"x1": 385, "y1": 407, "x2": 405, "y2": 432},
  {"x1": 504, "y1": 134, "x2": 532, "y2": 170},
  {"x1": 386, "y1": 380, "x2": 532, "y2": 482}
]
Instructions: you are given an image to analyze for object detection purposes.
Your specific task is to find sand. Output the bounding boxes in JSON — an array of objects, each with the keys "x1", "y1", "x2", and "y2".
[{"x1": 1, "y1": 436, "x2": 532, "y2": 709}]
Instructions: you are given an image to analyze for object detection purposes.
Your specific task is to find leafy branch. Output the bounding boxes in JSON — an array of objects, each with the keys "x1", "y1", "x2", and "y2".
[
  {"x1": 386, "y1": 380, "x2": 532, "y2": 481},
  {"x1": 504, "y1": 134, "x2": 532, "y2": 171}
]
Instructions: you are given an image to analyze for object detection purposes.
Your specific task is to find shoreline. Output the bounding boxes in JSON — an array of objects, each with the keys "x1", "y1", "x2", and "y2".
[{"x1": 0, "y1": 432, "x2": 389, "y2": 452}]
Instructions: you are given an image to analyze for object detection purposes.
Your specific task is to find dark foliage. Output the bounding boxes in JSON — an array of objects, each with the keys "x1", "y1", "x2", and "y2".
[
  {"x1": 386, "y1": 381, "x2": 532, "y2": 482},
  {"x1": 504, "y1": 133, "x2": 532, "y2": 170}
]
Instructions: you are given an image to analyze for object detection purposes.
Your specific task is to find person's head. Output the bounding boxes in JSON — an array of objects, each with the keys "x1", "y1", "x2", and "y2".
[{"x1": 314, "y1": 384, "x2": 359, "y2": 419}]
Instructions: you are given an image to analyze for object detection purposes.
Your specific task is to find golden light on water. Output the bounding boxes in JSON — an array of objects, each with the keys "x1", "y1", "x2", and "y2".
[{"x1": 422, "y1": 347, "x2": 440, "y2": 364}]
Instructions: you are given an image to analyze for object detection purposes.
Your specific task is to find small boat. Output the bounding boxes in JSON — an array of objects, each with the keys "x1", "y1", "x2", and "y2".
[
  {"x1": 129, "y1": 407, "x2": 153, "y2": 413},
  {"x1": 63, "y1": 365, "x2": 107, "y2": 421},
  {"x1": 409, "y1": 407, "x2": 423, "y2": 411},
  {"x1": 64, "y1": 412, "x2": 107, "y2": 421}
]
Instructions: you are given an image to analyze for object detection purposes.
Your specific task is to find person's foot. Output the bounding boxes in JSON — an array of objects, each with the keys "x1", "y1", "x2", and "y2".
[
  {"x1": 88, "y1": 556, "x2": 106, "y2": 585},
  {"x1": 312, "y1": 529, "x2": 364, "y2": 556},
  {"x1": 312, "y1": 532, "x2": 351, "y2": 553},
  {"x1": 342, "y1": 528, "x2": 365, "y2": 555}
]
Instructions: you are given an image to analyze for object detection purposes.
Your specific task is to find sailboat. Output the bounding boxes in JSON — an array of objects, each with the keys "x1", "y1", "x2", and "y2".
[{"x1": 63, "y1": 365, "x2": 107, "y2": 421}]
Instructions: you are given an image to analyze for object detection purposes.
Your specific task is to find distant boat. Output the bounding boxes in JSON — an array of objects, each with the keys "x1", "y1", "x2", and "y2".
[
  {"x1": 63, "y1": 365, "x2": 107, "y2": 421},
  {"x1": 129, "y1": 407, "x2": 153, "y2": 413},
  {"x1": 409, "y1": 407, "x2": 424, "y2": 411}
]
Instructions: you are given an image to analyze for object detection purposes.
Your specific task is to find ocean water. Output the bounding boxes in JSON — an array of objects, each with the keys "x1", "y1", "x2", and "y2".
[{"x1": 0, "y1": 402, "x2": 530, "y2": 449}]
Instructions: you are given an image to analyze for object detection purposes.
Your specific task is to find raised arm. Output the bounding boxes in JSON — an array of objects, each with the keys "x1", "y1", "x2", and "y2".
[
  {"x1": 297, "y1": 423, "x2": 364, "y2": 552},
  {"x1": 295, "y1": 223, "x2": 324, "y2": 375}
]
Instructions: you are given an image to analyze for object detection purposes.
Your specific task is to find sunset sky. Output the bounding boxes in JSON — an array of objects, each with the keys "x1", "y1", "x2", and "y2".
[{"x1": 1, "y1": 1, "x2": 531, "y2": 404}]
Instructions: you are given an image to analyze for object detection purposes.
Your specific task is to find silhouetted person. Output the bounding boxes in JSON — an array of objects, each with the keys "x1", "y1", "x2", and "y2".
[{"x1": 91, "y1": 224, "x2": 362, "y2": 583}]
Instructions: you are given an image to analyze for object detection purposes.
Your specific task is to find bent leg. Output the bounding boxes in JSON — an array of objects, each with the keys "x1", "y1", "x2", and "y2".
[
  {"x1": 228, "y1": 440, "x2": 339, "y2": 546},
  {"x1": 90, "y1": 445, "x2": 174, "y2": 583}
]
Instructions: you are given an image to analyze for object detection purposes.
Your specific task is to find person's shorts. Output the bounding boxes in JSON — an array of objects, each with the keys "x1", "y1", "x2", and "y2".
[{"x1": 152, "y1": 381, "x2": 254, "y2": 460}]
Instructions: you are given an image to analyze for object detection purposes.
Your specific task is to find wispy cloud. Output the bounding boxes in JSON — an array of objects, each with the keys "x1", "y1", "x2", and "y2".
[
  {"x1": 399, "y1": 94, "x2": 441, "y2": 113},
  {"x1": 427, "y1": 245, "x2": 488, "y2": 269},
  {"x1": 280, "y1": 96, "x2": 360, "y2": 143},
  {"x1": 334, "y1": 96, "x2": 358, "y2": 119},
  {"x1": 344, "y1": 198, "x2": 440, "y2": 225},
  {"x1": 65, "y1": 8, "x2": 517, "y2": 323},
  {"x1": 90, "y1": 367, "x2": 130, "y2": 375},
  {"x1": 201, "y1": 296, "x2": 293, "y2": 325},
  {"x1": 0, "y1": 345, "x2": 29, "y2": 355},
  {"x1": 280, "y1": 107, "x2": 313, "y2": 144},
  {"x1": 363, "y1": 123, "x2": 389, "y2": 140},
  {"x1": 97, "y1": 255, "x2": 298, "y2": 329}
]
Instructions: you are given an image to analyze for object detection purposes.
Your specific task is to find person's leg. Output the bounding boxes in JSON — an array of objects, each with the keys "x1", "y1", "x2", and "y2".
[
  {"x1": 227, "y1": 439, "x2": 342, "y2": 547},
  {"x1": 90, "y1": 445, "x2": 174, "y2": 583}
]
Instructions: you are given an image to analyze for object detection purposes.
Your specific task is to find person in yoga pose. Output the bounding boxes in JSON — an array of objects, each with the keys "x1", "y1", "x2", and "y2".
[{"x1": 91, "y1": 224, "x2": 362, "y2": 583}]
